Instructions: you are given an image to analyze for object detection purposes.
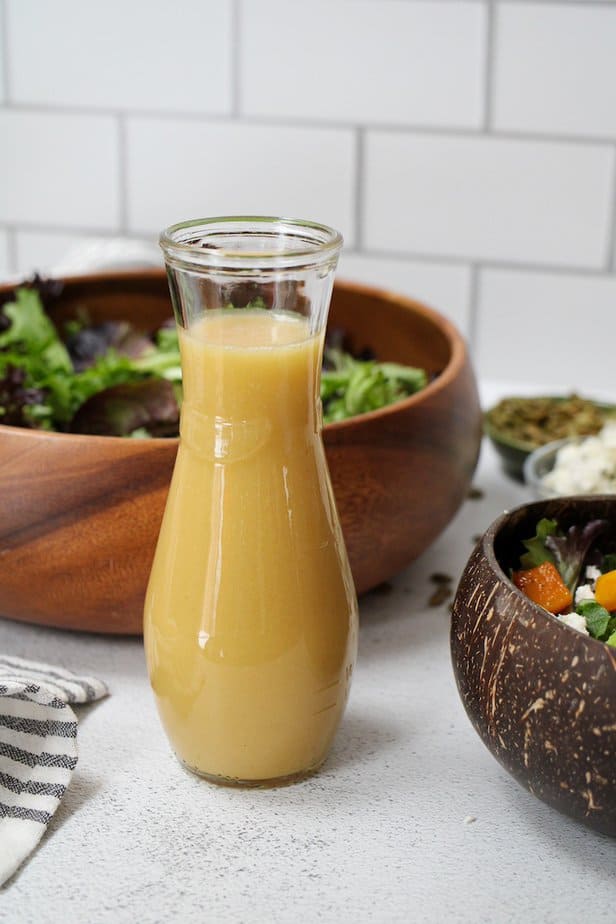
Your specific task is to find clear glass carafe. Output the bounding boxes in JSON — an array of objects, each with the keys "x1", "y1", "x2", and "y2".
[{"x1": 144, "y1": 217, "x2": 358, "y2": 786}]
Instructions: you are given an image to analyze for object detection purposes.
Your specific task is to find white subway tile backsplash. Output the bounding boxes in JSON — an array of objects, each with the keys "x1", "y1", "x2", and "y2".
[
  {"x1": 0, "y1": 230, "x2": 10, "y2": 278},
  {"x1": 1, "y1": 0, "x2": 616, "y2": 368},
  {"x1": 0, "y1": 111, "x2": 120, "y2": 229},
  {"x1": 494, "y1": 4, "x2": 616, "y2": 139},
  {"x1": 14, "y1": 230, "x2": 85, "y2": 277},
  {"x1": 0, "y1": 11, "x2": 5, "y2": 103},
  {"x1": 338, "y1": 254, "x2": 471, "y2": 335},
  {"x1": 126, "y1": 118, "x2": 356, "y2": 243},
  {"x1": 14, "y1": 230, "x2": 161, "y2": 278},
  {"x1": 364, "y1": 132, "x2": 613, "y2": 268},
  {"x1": 241, "y1": 0, "x2": 485, "y2": 129},
  {"x1": 6, "y1": 0, "x2": 232, "y2": 114},
  {"x1": 14, "y1": 230, "x2": 113, "y2": 276},
  {"x1": 477, "y1": 269, "x2": 616, "y2": 394}
]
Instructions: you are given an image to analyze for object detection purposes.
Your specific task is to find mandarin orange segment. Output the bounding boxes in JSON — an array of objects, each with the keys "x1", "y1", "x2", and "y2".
[
  {"x1": 594, "y1": 569, "x2": 616, "y2": 611},
  {"x1": 512, "y1": 561, "x2": 573, "y2": 614}
]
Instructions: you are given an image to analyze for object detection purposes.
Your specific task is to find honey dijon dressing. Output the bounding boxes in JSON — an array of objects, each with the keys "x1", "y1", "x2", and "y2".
[{"x1": 144, "y1": 310, "x2": 357, "y2": 783}]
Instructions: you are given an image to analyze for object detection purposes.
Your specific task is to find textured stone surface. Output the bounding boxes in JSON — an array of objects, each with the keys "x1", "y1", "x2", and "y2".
[{"x1": 1, "y1": 428, "x2": 615, "y2": 922}]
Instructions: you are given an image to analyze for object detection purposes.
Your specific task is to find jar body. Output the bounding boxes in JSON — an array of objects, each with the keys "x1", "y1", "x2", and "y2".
[{"x1": 144, "y1": 218, "x2": 358, "y2": 785}]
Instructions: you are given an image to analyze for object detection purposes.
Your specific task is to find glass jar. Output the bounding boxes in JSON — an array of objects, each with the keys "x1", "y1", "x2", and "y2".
[{"x1": 144, "y1": 216, "x2": 358, "y2": 786}]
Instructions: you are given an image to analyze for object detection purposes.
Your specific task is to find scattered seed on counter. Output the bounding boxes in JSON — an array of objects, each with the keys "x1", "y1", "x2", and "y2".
[
  {"x1": 430, "y1": 572, "x2": 453, "y2": 585},
  {"x1": 467, "y1": 486, "x2": 484, "y2": 500},
  {"x1": 371, "y1": 581, "x2": 393, "y2": 596},
  {"x1": 428, "y1": 585, "x2": 452, "y2": 607}
]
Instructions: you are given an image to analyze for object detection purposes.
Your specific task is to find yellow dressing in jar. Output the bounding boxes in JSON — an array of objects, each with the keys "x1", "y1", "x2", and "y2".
[{"x1": 144, "y1": 309, "x2": 358, "y2": 785}]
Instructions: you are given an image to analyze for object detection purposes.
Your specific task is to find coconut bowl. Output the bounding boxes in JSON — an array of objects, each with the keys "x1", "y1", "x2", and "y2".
[
  {"x1": 0, "y1": 270, "x2": 481, "y2": 633},
  {"x1": 451, "y1": 496, "x2": 616, "y2": 836}
]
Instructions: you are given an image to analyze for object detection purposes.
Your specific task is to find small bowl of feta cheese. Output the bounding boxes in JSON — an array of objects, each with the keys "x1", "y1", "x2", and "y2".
[{"x1": 524, "y1": 423, "x2": 616, "y2": 499}]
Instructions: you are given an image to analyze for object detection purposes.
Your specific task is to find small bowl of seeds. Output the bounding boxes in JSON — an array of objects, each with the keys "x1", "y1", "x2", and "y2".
[{"x1": 484, "y1": 394, "x2": 616, "y2": 481}]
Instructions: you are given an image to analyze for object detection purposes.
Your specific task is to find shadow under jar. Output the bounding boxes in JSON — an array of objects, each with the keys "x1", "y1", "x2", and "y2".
[{"x1": 144, "y1": 217, "x2": 358, "y2": 786}]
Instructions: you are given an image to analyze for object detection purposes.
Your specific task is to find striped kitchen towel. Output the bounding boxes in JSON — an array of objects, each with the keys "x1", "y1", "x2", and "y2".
[{"x1": 0, "y1": 654, "x2": 108, "y2": 885}]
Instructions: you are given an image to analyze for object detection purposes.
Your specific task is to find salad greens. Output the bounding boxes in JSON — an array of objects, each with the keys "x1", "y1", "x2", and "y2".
[
  {"x1": 575, "y1": 600, "x2": 613, "y2": 641},
  {"x1": 321, "y1": 348, "x2": 427, "y2": 424},
  {"x1": 0, "y1": 281, "x2": 182, "y2": 436},
  {"x1": 544, "y1": 520, "x2": 609, "y2": 594},
  {"x1": 0, "y1": 279, "x2": 430, "y2": 436},
  {"x1": 516, "y1": 517, "x2": 616, "y2": 646},
  {"x1": 519, "y1": 517, "x2": 559, "y2": 570}
]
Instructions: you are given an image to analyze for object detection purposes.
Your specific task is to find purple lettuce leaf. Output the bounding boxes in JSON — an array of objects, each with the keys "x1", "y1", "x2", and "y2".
[
  {"x1": 70, "y1": 378, "x2": 179, "y2": 437},
  {"x1": 545, "y1": 519, "x2": 609, "y2": 593}
]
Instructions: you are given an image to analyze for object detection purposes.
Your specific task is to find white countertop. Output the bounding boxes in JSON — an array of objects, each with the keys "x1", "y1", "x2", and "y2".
[{"x1": 2, "y1": 386, "x2": 615, "y2": 923}]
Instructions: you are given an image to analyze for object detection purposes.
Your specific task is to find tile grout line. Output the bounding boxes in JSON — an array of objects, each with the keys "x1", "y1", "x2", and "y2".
[
  {"x1": 339, "y1": 246, "x2": 616, "y2": 279},
  {"x1": 2, "y1": 220, "x2": 616, "y2": 280},
  {"x1": 467, "y1": 264, "x2": 480, "y2": 358},
  {"x1": 335, "y1": 0, "x2": 616, "y2": 4},
  {"x1": 0, "y1": 221, "x2": 155, "y2": 239},
  {"x1": 483, "y1": 0, "x2": 496, "y2": 132},
  {"x1": 116, "y1": 113, "x2": 129, "y2": 234},
  {"x1": 498, "y1": 0, "x2": 614, "y2": 5},
  {"x1": 354, "y1": 128, "x2": 364, "y2": 252},
  {"x1": 3, "y1": 102, "x2": 616, "y2": 149},
  {"x1": 231, "y1": 0, "x2": 241, "y2": 118},
  {"x1": 608, "y1": 144, "x2": 616, "y2": 272}
]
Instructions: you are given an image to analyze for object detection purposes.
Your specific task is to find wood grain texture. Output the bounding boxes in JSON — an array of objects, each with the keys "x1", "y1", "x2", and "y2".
[
  {"x1": 451, "y1": 497, "x2": 616, "y2": 837},
  {"x1": 0, "y1": 272, "x2": 481, "y2": 633}
]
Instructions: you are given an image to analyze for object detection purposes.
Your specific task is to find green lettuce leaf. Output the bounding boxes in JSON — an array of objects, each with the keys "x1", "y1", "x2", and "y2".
[
  {"x1": 519, "y1": 519, "x2": 559, "y2": 570},
  {"x1": 0, "y1": 287, "x2": 72, "y2": 374},
  {"x1": 321, "y1": 349, "x2": 427, "y2": 424},
  {"x1": 576, "y1": 600, "x2": 611, "y2": 639}
]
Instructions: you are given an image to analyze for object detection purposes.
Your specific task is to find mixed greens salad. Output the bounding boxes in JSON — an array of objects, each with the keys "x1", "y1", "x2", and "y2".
[
  {"x1": 512, "y1": 516, "x2": 616, "y2": 646},
  {"x1": 0, "y1": 282, "x2": 182, "y2": 437},
  {"x1": 321, "y1": 346, "x2": 427, "y2": 424},
  {"x1": 0, "y1": 279, "x2": 429, "y2": 437}
]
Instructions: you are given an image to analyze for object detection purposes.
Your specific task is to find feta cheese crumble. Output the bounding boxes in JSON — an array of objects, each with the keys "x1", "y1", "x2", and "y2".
[
  {"x1": 558, "y1": 612, "x2": 590, "y2": 635},
  {"x1": 574, "y1": 582, "x2": 595, "y2": 605},
  {"x1": 542, "y1": 422, "x2": 616, "y2": 495},
  {"x1": 574, "y1": 565, "x2": 602, "y2": 605},
  {"x1": 585, "y1": 565, "x2": 602, "y2": 584}
]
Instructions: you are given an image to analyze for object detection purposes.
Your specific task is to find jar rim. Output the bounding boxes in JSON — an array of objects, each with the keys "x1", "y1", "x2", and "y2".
[{"x1": 159, "y1": 216, "x2": 343, "y2": 271}]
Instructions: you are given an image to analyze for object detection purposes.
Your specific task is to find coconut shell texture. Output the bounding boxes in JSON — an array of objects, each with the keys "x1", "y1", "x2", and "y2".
[{"x1": 451, "y1": 497, "x2": 616, "y2": 837}]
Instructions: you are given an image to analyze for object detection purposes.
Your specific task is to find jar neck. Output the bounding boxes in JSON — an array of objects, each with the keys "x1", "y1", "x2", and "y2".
[{"x1": 161, "y1": 216, "x2": 342, "y2": 338}]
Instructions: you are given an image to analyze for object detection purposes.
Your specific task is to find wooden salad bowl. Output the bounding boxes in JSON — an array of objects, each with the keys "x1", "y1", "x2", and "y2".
[
  {"x1": 0, "y1": 271, "x2": 481, "y2": 633},
  {"x1": 451, "y1": 497, "x2": 616, "y2": 836}
]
